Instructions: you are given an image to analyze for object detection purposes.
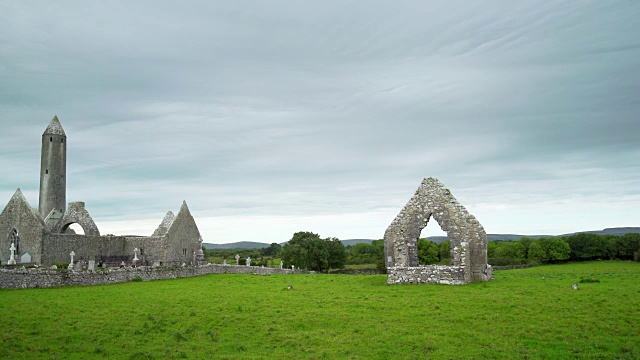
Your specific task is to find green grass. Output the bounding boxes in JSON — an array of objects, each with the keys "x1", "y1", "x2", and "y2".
[{"x1": 0, "y1": 261, "x2": 638, "y2": 359}]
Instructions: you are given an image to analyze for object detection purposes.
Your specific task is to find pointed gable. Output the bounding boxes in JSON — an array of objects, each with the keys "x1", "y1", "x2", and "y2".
[
  {"x1": 162, "y1": 201, "x2": 203, "y2": 263},
  {"x1": 43, "y1": 115, "x2": 66, "y2": 136},
  {"x1": 166, "y1": 201, "x2": 201, "y2": 240},
  {"x1": 152, "y1": 211, "x2": 175, "y2": 237},
  {"x1": 1, "y1": 189, "x2": 44, "y2": 225},
  {"x1": 0, "y1": 189, "x2": 45, "y2": 264}
]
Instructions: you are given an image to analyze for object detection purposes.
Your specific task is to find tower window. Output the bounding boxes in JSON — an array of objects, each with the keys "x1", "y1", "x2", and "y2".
[
  {"x1": 61, "y1": 138, "x2": 64, "y2": 143},
  {"x1": 45, "y1": 169, "x2": 48, "y2": 174},
  {"x1": 50, "y1": 137, "x2": 53, "y2": 142}
]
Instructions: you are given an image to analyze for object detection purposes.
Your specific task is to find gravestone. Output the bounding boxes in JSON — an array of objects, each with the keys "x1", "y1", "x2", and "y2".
[
  {"x1": 235, "y1": 254, "x2": 240, "y2": 265},
  {"x1": 88, "y1": 260, "x2": 96, "y2": 271},
  {"x1": 246, "y1": 257, "x2": 251, "y2": 266},
  {"x1": 20, "y1": 252, "x2": 32, "y2": 263},
  {"x1": 8, "y1": 243, "x2": 16, "y2": 265},
  {"x1": 49, "y1": 265, "x2": 57, "y2": 269},
  {"x1": 68, "y1": 251, "x2": 76, "y2": 269},
  {"x1": 280, "y1": 261, "x2": 283, "y2": 269}
]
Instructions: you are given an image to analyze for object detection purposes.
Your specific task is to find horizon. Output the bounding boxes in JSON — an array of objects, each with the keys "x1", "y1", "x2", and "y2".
[{"x1": 2, "y1": 2, "x2": 639, "y2": 244}]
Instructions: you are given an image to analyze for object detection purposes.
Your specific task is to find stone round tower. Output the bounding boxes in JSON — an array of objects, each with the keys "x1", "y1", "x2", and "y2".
[{"x1": 39, "y1": 115, "x2": 67, "y2": 219}]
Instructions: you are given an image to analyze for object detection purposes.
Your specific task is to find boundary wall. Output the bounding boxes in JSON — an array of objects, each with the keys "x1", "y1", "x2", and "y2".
[{"x1": 0, "y1": 264, "x2": 304, "y2": 289}]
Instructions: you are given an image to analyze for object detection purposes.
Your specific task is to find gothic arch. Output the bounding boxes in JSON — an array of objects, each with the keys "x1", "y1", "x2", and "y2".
[
  {"x1": 52, "y1": 202, "x2": 100, "y2": 236},
  {"x1": 8, "y1": 228, "x2": 20, "y2": 257},
  {"x1": 384, "y1": 178, "x2": 491, "y2": 284}
]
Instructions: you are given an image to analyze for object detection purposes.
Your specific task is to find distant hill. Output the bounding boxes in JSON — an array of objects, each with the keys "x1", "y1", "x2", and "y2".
[
  {"x1": 203, "y1": 227, "x2": 640, "y2": 249},
  {"x1": 203, "y1": 241, "x2": 271, "y2": 249},
  {"x1": 568, "y1": 227, "x2": 640, "y2": 236},
  {"x1": 341, "y1": 239, "x2": 375, "y2": 247}
]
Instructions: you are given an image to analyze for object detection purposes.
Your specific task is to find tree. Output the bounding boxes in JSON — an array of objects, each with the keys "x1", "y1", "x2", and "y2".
[
  {"x1": 566, "y1": 233, "x2": 609, "y2": 261},
  {"x1": 487, "y1": 241, "x2": 497, "y2": 258},
  {"x1": 494, "y1": 242, "x2": 525, "y2": 260},
  {"x1": 261, "y1": 243, "x2": 282, "y2": 256},
  {"x1": 618, "y1": 233, "x2": 640, "y2": 260},
  {"x1": 519, "y1": 237, "x2": 534, "y2": 258},
  {"x1": 326, "y1": 237, "x2": 346, "y2": 271},
  {"x1": 528, "y1": 241, "x2": 545, "y2": 263},
  {"x1": 526, "y1": 238, "x2": 570, "y2": 264},
  {"x1": 417, "y1": 239, "x2": 439, "y2": 264},
  {"x1": 280, "y1": 231, "x2": 346, "y2": 272},
  {"x1": 439, "y1": 240, "x2": 451, "y2": 261},
  {"x1": 543, "y1": 237, "x2": 570, "y2": 262}
]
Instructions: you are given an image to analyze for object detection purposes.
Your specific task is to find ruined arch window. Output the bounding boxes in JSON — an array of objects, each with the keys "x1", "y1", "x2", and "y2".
[
  {"x1": 183, "y1": 248, "x2": 187, "y2": 256},
  {"x1": 9, "y1": 228, "x2": 20, "y2": 257}
]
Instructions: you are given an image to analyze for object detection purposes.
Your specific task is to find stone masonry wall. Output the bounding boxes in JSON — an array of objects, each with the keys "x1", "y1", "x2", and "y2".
[
  {"x1": 386, "y1": 265, "x2": 467, "y2": 285},
  {"x1": 0, "y1": 264, "x2": 306, "y2": 289},
  {"x1": 0, "y1": 190, "x2": 45, "y2": 265},
  {"x1": 383, "y1": 178, "x2": 492, "y2": 284}
]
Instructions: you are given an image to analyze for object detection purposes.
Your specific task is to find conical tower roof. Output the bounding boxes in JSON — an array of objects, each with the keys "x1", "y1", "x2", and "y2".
[{"x1": 43, "y1": 115, "x2": 66, "y2": 136}]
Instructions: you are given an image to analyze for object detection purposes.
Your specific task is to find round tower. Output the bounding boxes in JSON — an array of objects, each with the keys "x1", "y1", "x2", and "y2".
[{"x1": 39, "y1": 115, "x2": 67, "y2": 218}]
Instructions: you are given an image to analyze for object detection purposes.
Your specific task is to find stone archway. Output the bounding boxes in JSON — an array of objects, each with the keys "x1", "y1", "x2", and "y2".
[
  {"x1": 384, "y1": 178, "x2": 491, "y2": 284},
  {"x1": 52, "y1": 202, "x2": 100, "y2": 236}
]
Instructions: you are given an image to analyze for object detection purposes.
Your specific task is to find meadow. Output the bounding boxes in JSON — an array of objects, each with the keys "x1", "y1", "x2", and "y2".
[{"x1": 0, "y1": 261, "x2": 638, "y2": 359}]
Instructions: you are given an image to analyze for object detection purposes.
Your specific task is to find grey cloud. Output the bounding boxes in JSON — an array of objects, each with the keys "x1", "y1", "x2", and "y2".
[{"x1": 1, "y1": 1, "x2": 638, "y2": 242}]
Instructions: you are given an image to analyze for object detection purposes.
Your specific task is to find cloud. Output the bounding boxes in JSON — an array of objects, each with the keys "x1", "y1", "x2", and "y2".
[{"x1": 1, "y1": 1, "x2": 639, "y2": 242}]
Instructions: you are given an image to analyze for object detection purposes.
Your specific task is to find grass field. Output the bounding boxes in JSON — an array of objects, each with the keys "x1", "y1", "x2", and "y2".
[{"x1": 0, "y1": 261, "x2": 638, "y2": 359}]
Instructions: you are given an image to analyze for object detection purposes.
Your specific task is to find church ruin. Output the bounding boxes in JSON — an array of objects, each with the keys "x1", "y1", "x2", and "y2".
[
  {"x1": 384, "y1": 178, "x2": 492, "y2": 284},
  {"x1": 0, "y1": 116, "x2": 205, "y2": 267}
]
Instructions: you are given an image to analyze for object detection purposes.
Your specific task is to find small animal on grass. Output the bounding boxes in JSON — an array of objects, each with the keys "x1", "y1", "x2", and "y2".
[
  {"x1": 572, "y1": 283, "x2": 579, "y2": 291},
  {"x1": 287, "y1": 285, "x2": 293, "y2": 290}
]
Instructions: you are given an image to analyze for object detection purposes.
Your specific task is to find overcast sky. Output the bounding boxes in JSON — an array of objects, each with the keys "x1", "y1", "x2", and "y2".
[{"x1": 1, "y1": 1, "x2": 638, "y2": 243}]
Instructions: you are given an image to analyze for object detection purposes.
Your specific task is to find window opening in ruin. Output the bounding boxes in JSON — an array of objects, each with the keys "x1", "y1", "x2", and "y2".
[
  {"x1": 50, "y1": 137, "x2": 53, "y2": 142},
  {"x1": 183, "y1": 248, "x2": 187, "y2": 256},
  {"x1": 45, "y1": 169, "x2": 48, "y2": 174},
  {"x1": 61, "y1": 138, "x2": 64, "y2": 143},
  {"x1": 140, "y1": 248, "x2": 144, "y2": 255},
  {"x1": 9, "y1": 228, "x2": 20, "y2": 258},
  {"x1": 418, "y1": 220, "x2": 450, "y2": 266}
]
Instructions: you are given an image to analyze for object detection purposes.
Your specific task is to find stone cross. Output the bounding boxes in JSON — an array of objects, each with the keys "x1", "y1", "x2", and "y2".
[
  {"x1": 291, "y1": 265, "x2": 295, "y2": 271},
  {"x1": 133, "y1": 248, "x2": 139, "y2": 264},
  {"x1": 68, "y1": 251, "x2": 76, "y2": 269},
  {"x1": 235, "y1": 254, "x2": 240, "y2": 265},
  {"x1": 246, "y1": 257, "x2": 251, "y2": 266},
  {"x1": 8, "y1": 242, "x2": 17, "y2": 265},
  {"x1": 280, "y1": 261, "x2": 283, "y2": 270},
  {"x1": 223, "y1": 259, "x2": 227, "y2": 266}
]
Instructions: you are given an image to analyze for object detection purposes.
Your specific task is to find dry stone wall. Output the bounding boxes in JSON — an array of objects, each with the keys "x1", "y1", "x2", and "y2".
[{"x1": 0, "y1": 264, "x2": 306, "y2": 289}]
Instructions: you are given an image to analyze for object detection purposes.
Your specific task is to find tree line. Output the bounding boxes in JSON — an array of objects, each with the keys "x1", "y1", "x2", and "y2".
[
  {"x1": 342, "y1": 232, "x2": 640, "y2": 267},
  {"x1": 204, "y1": 232, "x2": 640, "y2": 270}
]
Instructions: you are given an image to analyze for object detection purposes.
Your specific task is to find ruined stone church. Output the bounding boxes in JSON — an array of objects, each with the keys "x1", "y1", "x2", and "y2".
[{"x1": 0, "y1": 116, "x2": 204, "y2": 267}]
